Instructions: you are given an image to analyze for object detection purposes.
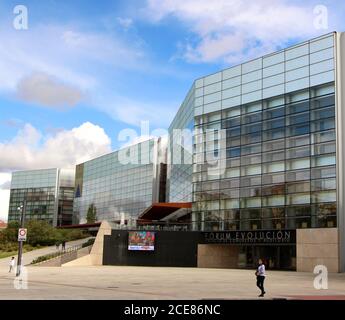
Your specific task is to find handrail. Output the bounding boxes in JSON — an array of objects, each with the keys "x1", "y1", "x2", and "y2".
[{"x1": 31, "y1": 242, "x2": 92, "y2": 265}]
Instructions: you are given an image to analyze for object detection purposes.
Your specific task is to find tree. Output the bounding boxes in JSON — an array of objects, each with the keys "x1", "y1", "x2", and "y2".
[
  {"x1": 86, "y1": 204, "x2": 97, "y2": 224},
  {"x1": 2, "y1": 221, "x2": 20, "y2": 242},
  {"x1": 25, "y1": 220, "x2": 57, "y2": 246}
]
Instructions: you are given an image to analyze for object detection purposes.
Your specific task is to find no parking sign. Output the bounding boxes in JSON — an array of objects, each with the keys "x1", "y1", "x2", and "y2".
[{"x1": 18, "y1": 228, "x2": 27, "y2": 241}]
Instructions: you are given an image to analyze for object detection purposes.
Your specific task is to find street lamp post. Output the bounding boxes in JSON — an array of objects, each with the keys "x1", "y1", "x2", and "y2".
[{"x1": 16, "y1": 200, "x2": 26, "y2": 277}]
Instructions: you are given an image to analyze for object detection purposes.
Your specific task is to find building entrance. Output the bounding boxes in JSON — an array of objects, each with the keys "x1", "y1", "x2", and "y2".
[
  {"x1": 197, "y1": 244, "x2": 296, "y2": 270},
  {"x1": 238, "y1": 245, "x2": 296, "y2": 270}
]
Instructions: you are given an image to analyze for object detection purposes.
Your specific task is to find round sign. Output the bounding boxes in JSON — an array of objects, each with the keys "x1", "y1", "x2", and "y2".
[{"x1": 19, "y1": 229, "x2": 26, "y2": 236}]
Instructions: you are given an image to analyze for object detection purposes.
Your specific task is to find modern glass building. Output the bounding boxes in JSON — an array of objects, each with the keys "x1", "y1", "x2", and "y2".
[
  {"x1": 164, "y1": 31, "x2": 344, "y2": 272},
  {"x1": 8, "y1": 168, "x2": 75, "y2": 226},
  {"x1": 73, "y1": 137, "x2": 167, "y2": 224},
  {"x1": 166, "y1": 85, "x2": 194, "y2": 203}
]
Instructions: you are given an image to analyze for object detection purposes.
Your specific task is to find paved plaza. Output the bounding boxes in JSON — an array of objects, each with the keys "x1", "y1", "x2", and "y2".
[{"x1": 0, "y1": 265, "x2": 344, "y2": 300}]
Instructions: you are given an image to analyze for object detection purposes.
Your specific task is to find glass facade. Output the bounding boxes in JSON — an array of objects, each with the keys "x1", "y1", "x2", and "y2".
[
  {"x1": 73, "y1": 138, "x2": 166, "y2": 224},
  {"x1": 188, "y1": 32, "x2": 337, "y2": 232},
  {"x1": 166, "y1": 85, "x2": 194, "y2": 202},
  {"x1": 8, "y1": 168, "x2": 75, "y2": 226}
]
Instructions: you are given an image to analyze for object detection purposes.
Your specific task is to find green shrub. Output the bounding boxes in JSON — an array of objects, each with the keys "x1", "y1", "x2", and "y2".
[
  {"x1": 31, "y1": 251, "x2": 61, "y2": 264},
  {"x1": 82, "y1": 238, "x2": 95, "y2": 248}
]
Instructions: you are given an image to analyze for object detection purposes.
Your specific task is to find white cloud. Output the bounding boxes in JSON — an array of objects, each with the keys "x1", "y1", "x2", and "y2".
[
  {"x1": 145, "y1": 0, "x2": 337, "y2": 64},
  {"x1": 0, "y1": 189, "x2": 10, "y2": 222},
  {"x1": 0, "y1": 122, "x2": 112, "y2": 171},
  {"x1": 0, "y1": 173, "x2": 12, "y2": 222},
  {"x1": 0, "y1": 122, "x2": 112, "y2": 221},
  {"x1": 117, "y1": 17, "x2": 133, "y2": 29},
  {"x1": 17, "y1": 72, "x2": 83, "y2": 109}
]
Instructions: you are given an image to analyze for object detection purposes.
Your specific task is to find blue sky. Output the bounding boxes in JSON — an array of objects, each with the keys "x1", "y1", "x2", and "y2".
[{"x1": 0, "y1": 0, "x2": 344, "y2": 220}]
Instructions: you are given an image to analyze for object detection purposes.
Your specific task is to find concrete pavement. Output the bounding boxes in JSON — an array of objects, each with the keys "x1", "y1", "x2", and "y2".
[{"x1": 0, "y1": 265, "x2": 344, "y2": 300}]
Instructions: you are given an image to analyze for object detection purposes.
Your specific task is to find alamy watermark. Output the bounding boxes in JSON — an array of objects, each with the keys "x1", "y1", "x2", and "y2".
[
  {"x1": 13, "y1": 5, "x2": 28, "y2": 30},
  {"x1": 13, "y1": 266, "x2": 29, "y2": 290},
  {"x1": 313, "y1": 5, "x2": 328, "y2": 30},
  {"x1": 313, "y1": 265, "x2": 328, "y2": 290}
]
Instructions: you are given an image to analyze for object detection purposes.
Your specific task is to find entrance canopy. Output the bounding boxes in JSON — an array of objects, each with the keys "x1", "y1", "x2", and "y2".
[{"x1": 138, "y1": 202, "x2": 192, "y2": 223}]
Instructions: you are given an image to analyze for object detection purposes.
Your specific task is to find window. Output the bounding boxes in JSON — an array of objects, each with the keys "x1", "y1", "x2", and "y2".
[
  {"x1": 265, "y1": 96, "x2": 285, "y2": 108},
  {"x1": 312, "y1": 191, "x2": 336, "y2": 203},
  {"x1": 263, "y1": 106, "x2": 285, "y2": 120},
  {"x1": 241, "y1": 154, "x2": 262, "y2": 166},
  {"x1": 262, "y1": 173, "x2": 285, "y2": 185},
  {"x1": 220, "y1": 179, "x2": 240, "y2": 189},
  {"x1": 262, "y1": 161, "x2": 285, "y2": 173},
  {"x1": 240, "y1": 187, "x2": 261, "y2": 198},
  {"x1": 287, "y1": 182, "x2": 310, "y2": 193},
  {"x1": 222, "y1": 117, "x2": 240, "y2": 128},
  {"x1": 286, "y1": 112, "x2": 309, "y2": 125},
  {"x1": 226, "y1": 147, "x2": 241, "y2": 158},
  {"x1": 311, "y1": 178, "x2": 336, "y2": 191},
  {"x1": 240, "y1": 197, "x2": 261, "y2": 208},
  {"x1": 242, "y1": 123, "x2": 262, "y2": 134},
  {"x1": 286, "y1": 101, "x2": 309, "y2": 115},
  {"x1": 286, "y1": 135, "x2": 310, "y2": 148},
  {"x1": 222, "y1": 107, "x2": 241, "y2": 120},
  {"x1": 240, "y1": 175, "x2": 262, "y2": 187},
  {"x1": 286, "y1": 146, "x2": 310, "y2": 159},
  {"x1": 261, "y1": 184, "x2": 285, "y2": 196},
  {"x1": 241, "y1": 164, "x2": 262, "y2": 176},
  {"x1": 286, "y1": 123, "x2": 310, "y2": 136},
  {"x1": 227, "y1": 136, "x2": 241, "y2": 147},
  {"x1": 312, "y1": 142, "x2": 336, "y2": 155},
  {"x1": 263, "y1": 128, "x2": 285, "y2": 141},
  {"x1": 243, "y1": 102, "x2": 262, "y2": 114},
  {"x1": 310, "y1": 94, "x2": 335, "y2": 109},
  {"x1": 226, "y1": 157, "x2": 240, "y2": 168},
  {"x1": 220, "y1": 199, "x2": 240, "y2": 209},
  {"x1": 262, "y1": 139, "x2": 285, "y2": 152},
  {"x1": 311, "y1": 106, "x2": 335, "y2": 121},
  {"x1": 263, "y1": 195, "x2": 285, "y2": 207},
  {"x1": 312, "y1": 130, "x2": 335, "y2": 144},
  {"x1": 241, "y1": 132, "x2": 262, "y2": 145},
  {"x1": 286, "y1": 158, "x2": 310, "y2": 170},
  {"x1": 311, "y1": 155, "x2": 336, "y2": 167},
  {"x1": 286, "y1": 169, "x2": 310, "y2": 182},
  {"x1": 241, "y1": 144, "x2": 261, "y2": 155},
  {"x1": 262, "y1": 150, "x2": 285, "y2": 163},
  {"x1": 242, "y1": 112, "x2": 262, "y2": 124},
  {"x1": 226, "y1": 127, "x2": 241, "y2": 138},
  {"x1": 220, "y1": 189, "x2": 240, "y2": 199},
  {"x1": 263, "y1": 118, "x2": 285, "y2": 130},
  {"x1": 287, "y1": 193, "x2": 310, "y2": 205},
  {"x1": 311, "y1": 166, "x2": 336, "y2": 179}
]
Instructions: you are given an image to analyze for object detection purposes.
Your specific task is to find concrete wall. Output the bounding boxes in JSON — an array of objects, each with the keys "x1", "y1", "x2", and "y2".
[
  {"x1": 296, "y1": 228, "x2": 339, "y2": 272},
  {"x1": 198, "y1": 244, "x2": 240, "y2": 268},
  {"x1": 89, "y1": 220, "x2": 112, "y2": 265},
  {"x1": 103, "y1": 230, "x2": 200, "y2": 267}
]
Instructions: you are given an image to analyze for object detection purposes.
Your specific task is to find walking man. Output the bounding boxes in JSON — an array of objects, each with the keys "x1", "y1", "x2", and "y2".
[
  {"x1": 9, "y1": 257, "x2": 15, "y2": 273},
  {"x1": 256, "y1": 258, "x2": 266, "y2": 297}
]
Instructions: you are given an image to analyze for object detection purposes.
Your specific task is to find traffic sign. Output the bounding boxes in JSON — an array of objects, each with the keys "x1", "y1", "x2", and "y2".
[{"x1": 18, "y1": 228, "x2": 27, "y2": 241}]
